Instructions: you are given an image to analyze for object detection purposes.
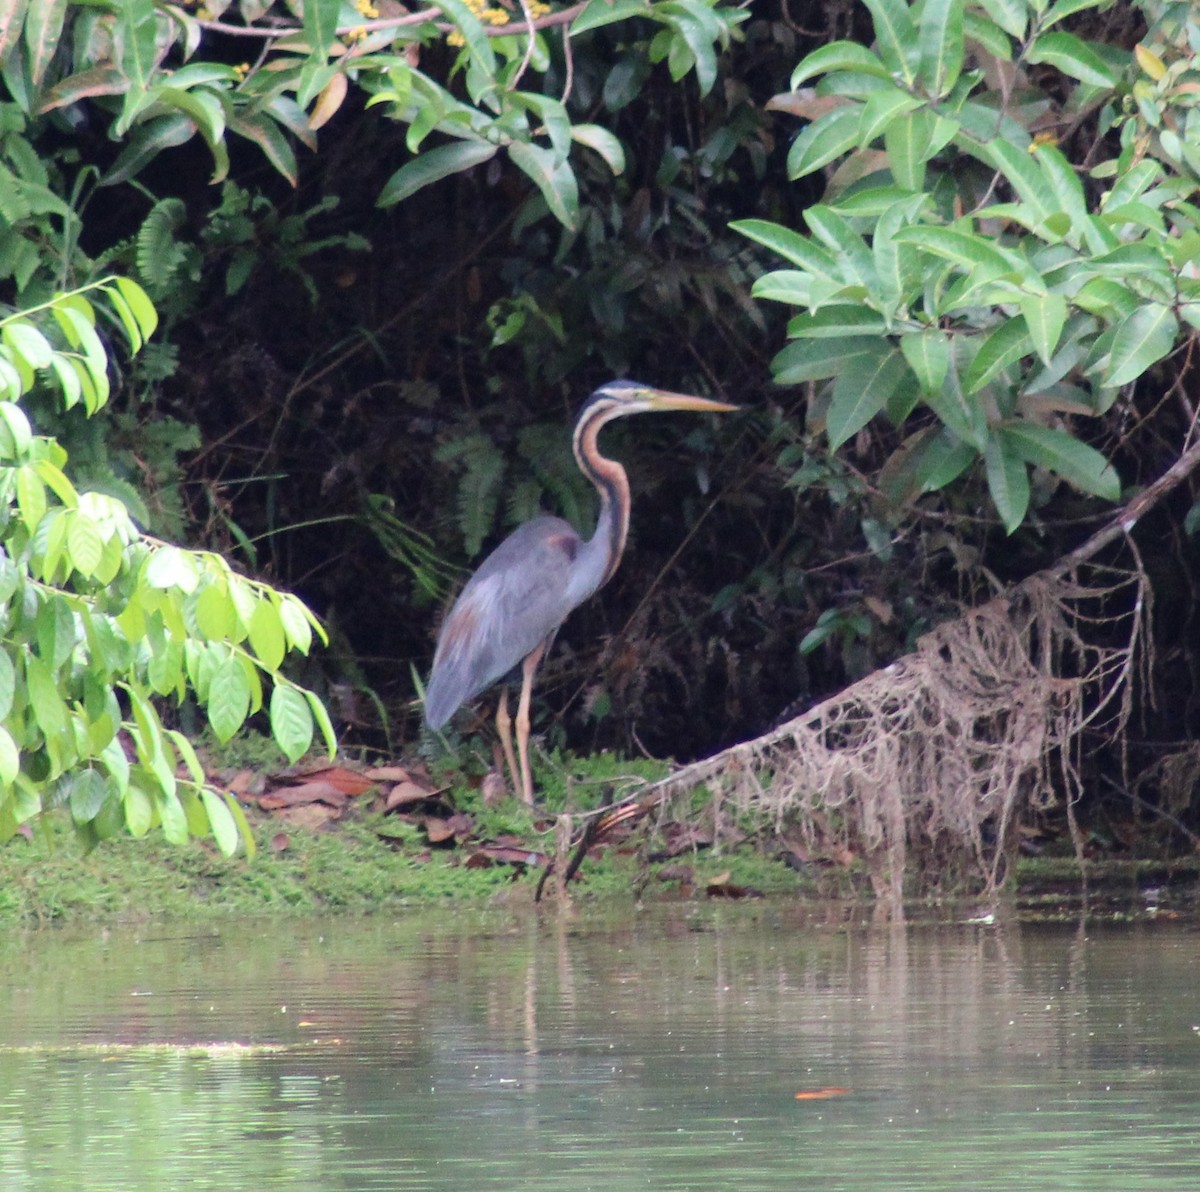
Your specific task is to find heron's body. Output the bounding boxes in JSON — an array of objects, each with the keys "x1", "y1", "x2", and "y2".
[{"x1": 424, "y1": 381, "x2": 735, "y2": 802}]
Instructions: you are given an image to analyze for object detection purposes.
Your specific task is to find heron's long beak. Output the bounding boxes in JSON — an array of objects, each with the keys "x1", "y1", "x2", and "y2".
[{"x1": 638, "y1": 387, "x2": 738, "y2": 414}]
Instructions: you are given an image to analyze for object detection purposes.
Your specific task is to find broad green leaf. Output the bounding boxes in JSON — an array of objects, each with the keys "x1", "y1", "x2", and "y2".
[
  {"x1": 827, "y1": 342, "x2": 907, "y2": 448},
  {"x1": 804, "y1": 206, "x2": 875, "y2": 287},
  {"x1": 166, "y1": 729, "x2": 206, "y2": 784},
  {"x1": 787, "y1": 306, "x2": 888, "y2": 338},
  {"x1": 378, "y1": 141, "x2": 499, "y2": 207},
  {"x1": 1019, "y1": 292, "x2": 1068, "y2": 365},
  {"x1": 303, "y1": 0, "x2": 340, "y2": 54},
  {"x1": 975, "y1": 136, "x2": 1053, "y2": 224},
  {"x1": 916, "y1": 430, "x2": 977, "y2": 492},
  {"x1": 0, "y1": 0, "x2": 29, "y2": 61},
  {"x1": 144, "y1": 545, "x2": 199, "y2": 592},
  {"x1": 158, "y1": 788, "x2": 189, "y2": 845},
  {"x1": 15, "y1": 465, "x2": 46, "y2": 530},
  {"x1": 223, "y1": 790, "x2": 257, "y2": 860},
  {"x1": 732, "y1": 219, "x2": 841, "y2": 279},
  {"x1": 66, "y1": 512, "x2": 104, "y2": 578},
  {"x1": 2, "y1": 320, "x2": 53, "y2": 369},
  {"x1": 975, "y1": 0, "x2": 1026, "y2": 38},
  {"x1": 893, "y1": 225, "x2": 1018, "y2": 274},
  {"x1": 860, "y1": 0, "x2": 918, "y2": 84},
  {"x1": 69, "y1": 768, "x2": 109, "y2": 823},
  {"x1": 963, "y1": 319, "x2": 1033, "y2": 394},
  {"x1": 984, "y1": 433, "x2": 1030, "y2": 533},
  {"x1": 23, "y1": 0, "x2": 67, "y2": 86},
  {"x1": 434, "y1": 0, "x2": 497, "y2": 74},
  {"x1": 858, "y1": 88, "x2": 923, "y2": 147},
  {"x1": 1001, "y1": 423, "x2": 1120, "y2": 500},
  {"x1": 571, "y1": 0, "x2": 653, "y2": 34},
  {"x1": 1025, "y1": 31, "x2": 1118, "y2": 89},
  {"x1": 925, "y1": 357, "x2": 987, "y2": 449},
  {"x1": 570, "y1": 124, "x2": 625, "y2": 175},
  {"x1": 507, "y1": 140, "x2": 580, "y2": 229},
  {"x1": 771, "y1": 336, "x2": 885, "y2": 384},
  {"x1": 1103, "y1": 304, "x2": 1179, "y2": 387},
  {"x1": 790, "y1": 40, "x2": 893, "y2": 88},
  {"x1": 278, "y1": 594, "x2": 315, "y2": 654},
  {"x1": 124, "y1": 783, "x2": 154, "y2": 837},
  {"x1": 271, "y1": 684, "x2": 314, "y2": 763},
  {"x1": 0, "y1": 401, "x2": 32, "y2": 453},
  {"x1": 787, "y1": 105, "x2": 862, "y2": 178},
  {"x1": 0, "y1": 724, "x2": 18, "y2": 787},
  {"x1": 901, "y1": 329, "x2": 951, "y2": 395},
  {"x1": 229, "y1": 111, "x2": 299, "y2": 186},
  {"x1": 200, "y1": 787, "x2": 240, "y2": 856},
  {"x1": 918, "y1": 0, "x2": 964, "y2": 98},
  {"x1": 0, "y1": 652, "x2": 13, "y2": 720},
  {"x1": 248, "y1": 598, "x2": 286, "y2": 671},
  {"x1": 305, "y1": 688, "x2": 338, "y2": 757},
  {"x1": 883, "y1": 111, "x2": 933, "y2": 190},
  {"x1": 208, "y1": 655, "x2": 251, "y2": 742}
]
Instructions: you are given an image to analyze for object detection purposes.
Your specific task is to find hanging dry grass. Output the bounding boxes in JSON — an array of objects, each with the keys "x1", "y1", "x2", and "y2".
[{"x1": 637, "y1": 563, "x2": 1147, "y2": 903}]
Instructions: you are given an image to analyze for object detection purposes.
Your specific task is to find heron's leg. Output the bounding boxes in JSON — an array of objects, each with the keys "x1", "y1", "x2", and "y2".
[
  {"x1": 515, "y1": 640, "x2": 548, "y2": 805},
  {"x1": 495, "y1": 689, "x2": 521, "y2": 799}
]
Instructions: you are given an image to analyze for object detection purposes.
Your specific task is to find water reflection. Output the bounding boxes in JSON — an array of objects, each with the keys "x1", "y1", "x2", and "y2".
[{"x1": 0, "y1": 907, "x2": 1198, "y2": 1189}]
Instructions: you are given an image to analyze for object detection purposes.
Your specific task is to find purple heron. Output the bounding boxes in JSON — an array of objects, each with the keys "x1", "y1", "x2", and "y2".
[{"x1": 424, "y1": 380, "x2": 736, "y2": 802}]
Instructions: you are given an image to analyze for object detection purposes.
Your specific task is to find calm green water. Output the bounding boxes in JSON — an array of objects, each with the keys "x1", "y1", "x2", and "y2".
[{"x1": 1, "y1": 906, "x2": 1198, "y2": 1190}]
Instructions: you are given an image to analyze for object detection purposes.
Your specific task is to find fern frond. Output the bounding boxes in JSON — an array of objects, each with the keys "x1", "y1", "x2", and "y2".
[{"x1": 136, "y1": 199, "x2": 189, "y2": 294}]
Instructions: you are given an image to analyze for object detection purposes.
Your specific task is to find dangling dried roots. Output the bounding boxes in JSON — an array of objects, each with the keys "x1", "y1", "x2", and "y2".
[{"x1": 603, "y1": 559, "x2": 1149, "y2": 905}]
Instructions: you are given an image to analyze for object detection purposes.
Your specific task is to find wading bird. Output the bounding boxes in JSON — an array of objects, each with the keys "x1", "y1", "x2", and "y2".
[{"x1": 424, "y1": 380, "x2": 736, "y2": 803}]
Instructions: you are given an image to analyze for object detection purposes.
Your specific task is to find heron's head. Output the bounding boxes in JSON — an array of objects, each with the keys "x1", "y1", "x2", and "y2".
[{"x1": 580, "y1": 380, "x2": 738, "y2": 424}]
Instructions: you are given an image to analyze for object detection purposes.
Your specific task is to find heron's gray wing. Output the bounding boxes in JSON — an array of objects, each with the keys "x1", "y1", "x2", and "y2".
[{"x1": 424, "y1": 517, "x2": 583, "y2": 728}]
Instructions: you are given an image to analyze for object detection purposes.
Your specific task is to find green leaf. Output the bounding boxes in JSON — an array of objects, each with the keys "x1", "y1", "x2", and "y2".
[
  {"x1": 984, "y1": 433, "x2": 1030, "y2": 533},
  {"x1": 858, "y1": 88, "x2": 923, "y2": 146},
  {"x1": 306, "y1": 688, "x2": 338, "y2": 757},
  {"x1": 892, "y1": 225, "x2": 1017, "y2": 275},
  {"x1": 303, "y1": 0, "x2": 340, "y2": 54},
  {"x1": 3, "y1": 319, "x2": 53, "y2": 369},
  {"x1": 790, "y1": 40, "x2": 893, "y2": 87},
  {"x1": 207, "y1": 655, "x2": 251, "y2": 743},
  {"x1": 24, "y1": 0, "x2": 67, "y2": 86},
  {"x1": 124, "y1": 783, "x2": 154, "y2": 837},
  {"x1": 827, "y1": 342, "x2": 907, "y2": 448},
  {"x1": 571, "y1": 0, "x2": 652, "y2": 34},
  {"x1": 158, "y1": 788, "x2": 189, "y2": 845},
  {"x1": 732, "y1": 219, "x2": 840, "y2": 279},
  {"x1": 277, "y1": 594, "x2": 315, "y2": 654},
  {"x1": 963, "y1": 320, "x2": 1034, "y2": 394},
  {"x1": 900, "y1": 329, "x2": 951, "y2": 395},
  {"x1": 507, "y1": 140, "x2": 580, "y2": 230},
  {"x1": 0, "y1": 652, "x2": 14, "y2": 721},
  {"x1": 975, "y1": 136, "x2": 1053, "y2": 225},
  {"x1": 1025, "y1": 31, "x2": 1118, "y2": 89},
  {"x1": 915, "y1": 430, "x2": 977, "y2": 492},
  {"x1": 570, "y1": 124, "x2": 625, "y2": 175},
  {"x1": 918, "y1": 0, "x2": 964, "y2": 98},
  {"x1": 975, "y1": 0, "x2": 1026, "y2": 37},
  {"x1": 1019, "y1": 292, "x2": 1068, "y2": 366},
  {"x1": 883, "y1": 111, "x2": 933, "y2": 191},
  {"x1": 66, "y1": 512, "x2": 104, "y2": 578},
  {"x1": 271, "y1": 684, "x2": 314, "y2": 763},
  {"x1": 378, "y1": 141, "x2": 499, "y2": 207},
  {"x1": 223, "y1": 789, "x2": 257, "y2": 860},
  {"x1": 0, "y1": 724, "x2": 19, "y2": 787},
  {"x1": 860, "y1": 0, "x2": 918, "y2": 84},
  {"x1": 1001, "y1": 423, "x2": 1120, "y2": 500},
  {"x1": 771, "y1": 336, "x2": 885, "y2": 384},
  {"x1": 248, "y1": 599, "x2": 286, "y2": 671},
  {"x1": 16, "y1": 465, "x2": 46, "y2": 531},
  {"x1": 201, "y1": 787, "x2": 240, "y2": 856},
  {"x1": 787, "y1": 105, "x2": 862, "y2": 178},
  {"x1": 1103, "y1": 304, "x2": 1179, "y2": 387}
]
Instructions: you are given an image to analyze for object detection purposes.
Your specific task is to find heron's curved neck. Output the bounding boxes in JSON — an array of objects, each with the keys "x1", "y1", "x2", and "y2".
[{"x1": 573, "y1": 409, "x2": 630, "y2": 592}]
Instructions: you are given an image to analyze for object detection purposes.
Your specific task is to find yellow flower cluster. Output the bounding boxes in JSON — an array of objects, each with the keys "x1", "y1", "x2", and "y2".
[
  {"x1": 353, "y1": 0, "x2": 380, "y2": 15},
  {"x1": 447, "y1": 0, "x2": 553, "y2": 44}
]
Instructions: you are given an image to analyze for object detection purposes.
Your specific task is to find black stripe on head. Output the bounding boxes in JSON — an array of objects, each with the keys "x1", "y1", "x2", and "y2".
[{"x1": 574, "y1": 379, "x2": 647, "y2": 424}]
